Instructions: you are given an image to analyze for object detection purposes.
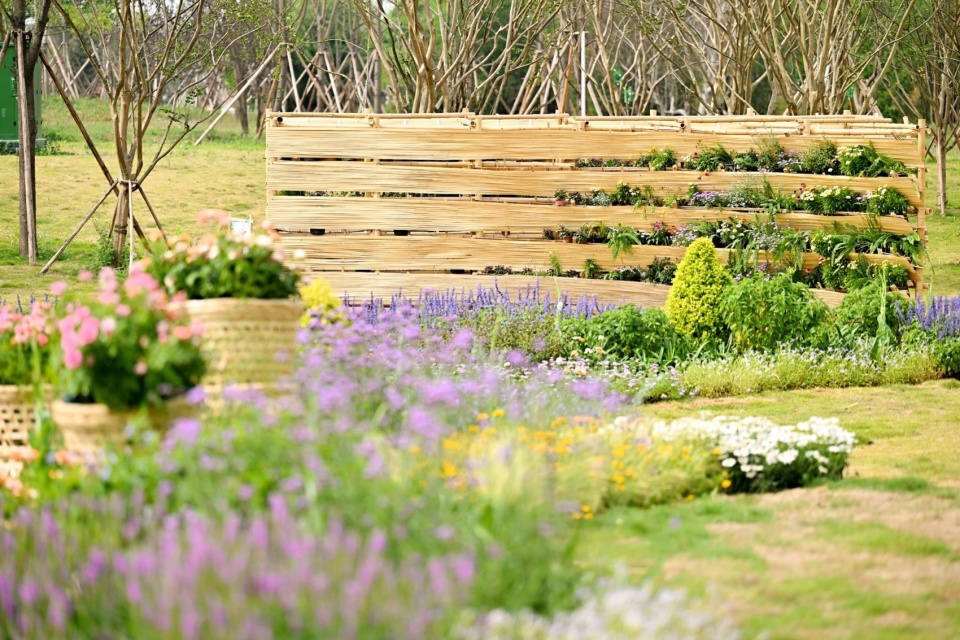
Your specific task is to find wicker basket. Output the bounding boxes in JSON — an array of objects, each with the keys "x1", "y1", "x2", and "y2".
[
  {"x1": 0, "y1": 385, "x2": 34, "y2": 462},
  {"x1": 181, "y1": 298, "x2": 303, "y2": 387},
  {"x1": 50, "y1": 400, "x2": 129, "y2": 454},
  {"x1": 50, "y1": 399, "x2": 197, "y2": 454}
]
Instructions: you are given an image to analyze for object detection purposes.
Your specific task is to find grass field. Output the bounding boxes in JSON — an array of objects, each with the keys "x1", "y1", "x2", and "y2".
[
  {"x1": 2, "y1": 100, "x2": 959, "y2": 638},
  {"x1": 588, "y1": 381, "x2": 960, "y2": 640},
  {"x1": 1, "y1": 98, "x2": 959, "y2": 298}
]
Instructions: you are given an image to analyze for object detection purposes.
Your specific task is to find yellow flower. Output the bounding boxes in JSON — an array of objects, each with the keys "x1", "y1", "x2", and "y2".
[
  {"x1": 572, "y1": 512, "x2": 583, "y2": 520},
  {"x1": 684, "y1": 494, "x2": 695, "y2": 501},
  {"x1": 492, "y1": 409, "x2": 505, "y2": 418},
  {"x1": 581, "y1": 504, "x2": 592, "y2": 513},
  {"x1": 584, "y1": 513, "x2": 594, "y2": 520},
  {"x1": 712, "y1": 448, "x2": 723, "y2": 456},
  {"x1": 408, "y1": 445, "x2": 421, "y2": 454},
  {"x1": 476, "y1": 412, "x2": 490, "y2": 421},
  {"x1": 441, "y1": 462, "x2": 459, "y2": 478},
  {"x1": 721, "y1": 479, "x2": 732, "y2": 489},
  {"x1": 468, "y1": 425, "x2": 480, "y2": 433}
]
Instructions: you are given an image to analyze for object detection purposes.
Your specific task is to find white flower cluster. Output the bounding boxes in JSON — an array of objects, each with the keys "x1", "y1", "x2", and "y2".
[
  {"x1": 862, "y1": 184, "x2": 890, "y2": 200},
  {"x1": 457, "y1": 583, "x2": 740, "y2": 640},
  {"x1": 650, "y1": 415, "x2": 856, "y2": 480}
]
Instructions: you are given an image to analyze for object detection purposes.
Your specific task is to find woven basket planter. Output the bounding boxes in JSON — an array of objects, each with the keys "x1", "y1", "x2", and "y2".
[
  {"x1": 50, "y1": 400, "x2": 128, "y2": 454},
  {"x1": 0, "y1": 385, "x2": 34, "y2": 470},
  {"x1": 180, "y1": 299, "x2": 303, "y2": 387},
  {"x1": 50, "y1": 399, "x2": 196, "y2": 454}
]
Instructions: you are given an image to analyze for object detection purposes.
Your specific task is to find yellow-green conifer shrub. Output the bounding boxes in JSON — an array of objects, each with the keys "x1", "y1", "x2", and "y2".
[
  {"x1": 665, "y1": 238, "x2": 732, "y2": 341},
  {"x1": 299, "y1": 276, "x2": 343, "y2": 327}
]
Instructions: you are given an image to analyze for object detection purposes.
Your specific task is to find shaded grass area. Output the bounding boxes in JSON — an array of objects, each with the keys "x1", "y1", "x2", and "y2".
[
  {"x1": 575, "y1": 381, "x2": 960, "y2": 640},
  {"x1": 1, "y1": 98, "x2": 265, "y2": 296}
]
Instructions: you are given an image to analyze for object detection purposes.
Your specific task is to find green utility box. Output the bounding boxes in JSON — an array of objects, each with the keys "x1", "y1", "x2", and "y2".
[{"x1": 1, "y1": 38, "x2": 43, "y2": 151}]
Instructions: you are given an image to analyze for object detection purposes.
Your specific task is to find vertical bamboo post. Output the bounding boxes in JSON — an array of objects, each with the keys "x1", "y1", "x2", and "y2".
[{"x1": 916, "y1": 118, "x2": 928, "y2": 297}]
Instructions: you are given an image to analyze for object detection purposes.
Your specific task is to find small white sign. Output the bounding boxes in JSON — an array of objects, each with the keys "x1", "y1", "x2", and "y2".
[{"x1": 230, "y1": 217, "x2": 253, "y2": 236}]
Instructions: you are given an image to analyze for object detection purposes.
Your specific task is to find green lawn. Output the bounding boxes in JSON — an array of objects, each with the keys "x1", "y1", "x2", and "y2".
[{"x1": 577, "y1": 381, "x2": 960, "y2": 640}]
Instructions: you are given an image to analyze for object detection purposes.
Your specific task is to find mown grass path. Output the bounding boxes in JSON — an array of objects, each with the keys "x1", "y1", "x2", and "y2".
[{"x1": 579, "y1": 381, "x2": 960, "y2": 639}]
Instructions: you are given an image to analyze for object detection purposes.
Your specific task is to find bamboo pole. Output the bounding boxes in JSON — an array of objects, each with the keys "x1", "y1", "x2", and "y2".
[
  {"x1": 40, "y1": 181, "x2": 119, "y2": 274},
  {"x1": 15, "y1": 30, "x2": 37, "y2": 264}
]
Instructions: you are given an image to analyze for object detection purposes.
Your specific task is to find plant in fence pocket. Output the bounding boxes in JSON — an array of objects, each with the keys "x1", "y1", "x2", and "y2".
[
  {"x1": 550, "y1": 253, "x2": 564, "y2": 277},
  {"x1": 582, "y1": 259, "x2": 602, "y2": 280},
  {"x1": 556, "y1": 225, "x2": 575, "y2": 242},
  {"x1": 800, "y1": 140, "x2": 839, "y2": 175},
  {"x1": 642, "y1": 221, "x2": 674, "y2": 246},
  {"x1": 646, "y1": 256, "x2": 678, "y2": 284},
  {"x1": 862, "y1": 185, "x2": 910, "y2": 216},
  {"x1": 554, "y1": 189, "x2": 569, "y2": 206},
  {"x1": 606, "y1": 225, "x2": 640, "y2": 262},
  {"x1": 482, "y1": 265, "x2": 513, "y2": 275},
  {"x1": 837, "y1": 143, "x2": 911, "y2": 178},
  {"x1": 688, "y1": 144, "x2": 733, "y2": 172},
  {"x1": 731, "y1": 150, "x2": 761, "y2": 172},
  {"x1": 645, "y1": 147, "x2": 677, "y2": 171},
  {"x1": 542, "y1": 228, "x2": 556, "y2": 240}
]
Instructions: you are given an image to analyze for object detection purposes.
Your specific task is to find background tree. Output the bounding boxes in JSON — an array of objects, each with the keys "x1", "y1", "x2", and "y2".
[{"x1": 0, "y1": 0, "x2": 54, "y2": 264}]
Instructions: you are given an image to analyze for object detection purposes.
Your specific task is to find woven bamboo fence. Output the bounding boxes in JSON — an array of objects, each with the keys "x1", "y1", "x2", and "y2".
[{"x1": 266, "y1": 112, "x2": 928, "y2": 307}]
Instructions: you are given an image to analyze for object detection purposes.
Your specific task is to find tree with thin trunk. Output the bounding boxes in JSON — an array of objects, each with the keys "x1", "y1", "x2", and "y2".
[
  {"x1": 0, "y1": 0, "x2": 54, "y2": 265},
  {"x1": 50, "y1": 0, "x2": 275, "y2": 261}
]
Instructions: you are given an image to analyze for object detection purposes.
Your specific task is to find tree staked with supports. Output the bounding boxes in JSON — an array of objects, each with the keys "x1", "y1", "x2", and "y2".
[
  {"x1": 0, "y1": 0, "x2": 54, "y2": 266},
  {"x1": 40, "y1": 0, "x2": 275, "y2": 273}
]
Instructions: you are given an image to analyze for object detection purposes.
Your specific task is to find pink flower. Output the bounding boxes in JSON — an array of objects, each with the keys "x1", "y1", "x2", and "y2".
[
  {"x1": 134, "y1": 361, "x2": 148, "y2": 376},
  {"x1": 99, "y1": 267, "x2": 118, "y2": 291},
  {"x1": 125, "y1": 271, "x2": 158, "y2": 297},
  {"x1": 116, "y1": 304, "x2": 131, "y2": 317},
  {"x1": 101, "y1": 316, "x2": 117, "y2": 336},
  {"x1": 98, "y1": 291, "x2": 121, "y2": 305},
  {"x1": 36, "y1": 333, "x2": 48, "y2": 347},
  {"x1": 172, "y1": 325, "x2": 193, "y2": 341},
  {"x1": 77, "y1": 270, "x2": 93, "y2": 282},
  {"x1": 50, "y1": 281, "x2": 68, "y2": 296},
  {"x1": 190, "y1": 321, "x2": 204, "y2": 337},
  {"x1": 63, "y1": 349, "x2": 83, "y2": 370},
  {"x1": 77, "y1": 317, "x2": 99, "y2": 345}
]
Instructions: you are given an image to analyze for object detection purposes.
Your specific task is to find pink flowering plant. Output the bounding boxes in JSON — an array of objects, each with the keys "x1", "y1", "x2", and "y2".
[
  {"x1": 143, "y1": 209, "x2": 301, "y2": 300},
  {"x1": 0, "y1": 299, "x2": 54, "y2": 387},
  {"x1": 52, "y1": 267, "x2": 206, "y2": 411}
]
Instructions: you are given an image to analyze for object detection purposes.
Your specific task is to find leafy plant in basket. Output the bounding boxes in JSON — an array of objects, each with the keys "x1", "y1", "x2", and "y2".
[
  {"x1": 145, "y1": 211, "x2": 300, "y2": 300},
  {"x1": 606, "y1": 224, "x2": 640, "y2": 262},
  {"x1": 51, "y1": 268, "x2": 206, "y2": 412}
]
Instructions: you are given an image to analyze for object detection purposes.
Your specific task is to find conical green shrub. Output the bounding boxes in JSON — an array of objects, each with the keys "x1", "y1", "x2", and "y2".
[{"x1": 665, "y1": 238, "x2": 732, "y2": 341}]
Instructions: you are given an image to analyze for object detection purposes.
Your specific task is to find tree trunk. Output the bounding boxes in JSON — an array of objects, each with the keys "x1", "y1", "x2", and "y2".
[
  {"x1": 936, "y1": 127, "x2": 948, "y2": 217},
  {"x1": 15, "y1": 31, "x2": 38, "y2": 263}
]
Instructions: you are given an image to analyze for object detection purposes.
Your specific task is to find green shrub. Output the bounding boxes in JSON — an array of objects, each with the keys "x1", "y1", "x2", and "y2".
[
  {"x1": 800, "y1": 140, "x2": 838, "y2": 174},
  {"x1": 721, "y1": 274, "x2": 829, "y2": 351},
  {"x1": 933, "y1": 338, "x2": 960, "y2": 377},
  {"x1": 665, "y1": 238, "x2": 732, "y2": 341},
  {"x1": 831, "y1": 282, "x2": 903, "y2": 339},
  {"x1": 561, "y1": 305, "x2": 691, "y2": 363}
]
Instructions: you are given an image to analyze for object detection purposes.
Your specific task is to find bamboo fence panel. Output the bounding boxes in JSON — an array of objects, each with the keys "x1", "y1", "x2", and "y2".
[
  {"x1": 266, "y1": 113, "x2": 928, "y2": 304},
  {"x1": 267, "y1": 163, "x2": 924, "y2": 209},
  {"x1": 269, "y1": 199, "x2": 916, "y2": 236},
  {"x1": 318, "y1": 272, "x2": 848, "y2": 309},
  {"x1": 266, "y1": 128, "x2": 922, "y2": 164},
  {"x1": 279, "y1": 235, "x2": 919, "y2": 286}
]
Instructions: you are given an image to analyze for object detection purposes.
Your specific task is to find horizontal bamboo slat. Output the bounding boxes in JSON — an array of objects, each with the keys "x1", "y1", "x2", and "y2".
[
  {"x1": 280, "y1": 235, "x2": 918, "y2": 282},
  {"x1": 268, "y1": 198, "x2": 916, "y2": 236},
  {"x1": 313, "y1": 272, "x2": 848, "y2": 309},
  {"x1": 267, "y1": 163, "x2": 923, "y2": 208},
  {"x1": 266, "y1": 128, "x2": 921, "y2": 166}
]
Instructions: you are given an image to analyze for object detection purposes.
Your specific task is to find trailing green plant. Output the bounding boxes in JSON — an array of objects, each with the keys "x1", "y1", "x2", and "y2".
[
  {"x1": 721, "y1": 274, "x2": 829, "y2": 352},
  {"x1": 606, "y1": 224, "x2": 640, "y2": 262},
  {"x1": 583, "y1": 259, "x2": 601, "y2": 280},
  {"x1": 665, "y1": 238, "x2": 732, "y2": 341},
  {"x1": 837, "y1": 144, "x2": 911, "y2": 178},
  {"x1": 799, "y1": 140, "x2": 838, "y2": 174}
]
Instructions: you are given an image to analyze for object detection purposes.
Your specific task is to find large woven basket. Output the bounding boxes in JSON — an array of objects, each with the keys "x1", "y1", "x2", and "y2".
[
  {"x1": 0, "y1": 385, "x2": 32, "y2": 449},
  {"x1": 50, "y1": 400, "x2": 128, "y2": 454},
  {"x1": 181, "y1": 298, "x2": 302, "y2": 387},
  {"x1": 0, "y1": 385, "x2": 34, "y2": 477},
  {"x1": 50, "y1": 399, "x2": 196, "y2": 454}
]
